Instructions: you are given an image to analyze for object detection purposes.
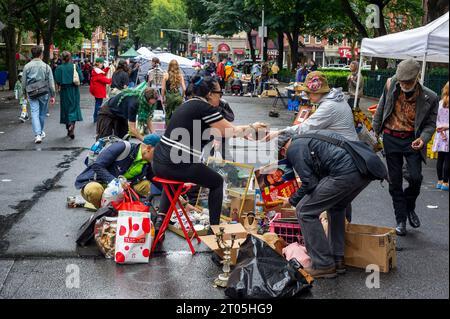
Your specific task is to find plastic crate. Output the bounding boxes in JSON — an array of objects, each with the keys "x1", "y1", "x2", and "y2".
[{"x1": 269, "y1": 213, "x2": 303, "y2": 244}]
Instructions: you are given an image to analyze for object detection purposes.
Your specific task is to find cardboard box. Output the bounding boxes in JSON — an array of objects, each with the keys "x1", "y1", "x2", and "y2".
[
  {"x1": 266, "y1": 89, "x2": 277, "y2": 97},
  {"x1": 200, "y1": 223, "x2": 249, "y2": 265},
  {"x1": 168, "y1": 224, "x2": 209, "y2": 239},
  {"x1": 344, "y1": 224, "x2": 397, "y2": 273},
  {"x1": 227, "y1": 189, "x2": 255, "y2": 223}
]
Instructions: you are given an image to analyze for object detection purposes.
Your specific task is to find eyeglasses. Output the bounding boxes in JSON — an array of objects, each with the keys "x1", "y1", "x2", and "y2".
[{"x1": 211, "y1": 90, "x2": 224, "y2": 97}]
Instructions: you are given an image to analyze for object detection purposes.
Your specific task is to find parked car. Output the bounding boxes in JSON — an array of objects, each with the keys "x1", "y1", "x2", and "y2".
[{"x1": 326, "y1": 63, "x2": 347, "y2": 69}]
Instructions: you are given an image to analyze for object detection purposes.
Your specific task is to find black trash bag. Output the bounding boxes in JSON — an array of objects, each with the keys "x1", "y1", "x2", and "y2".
[
  {"x1": 76, "y1": 206, "x2": 118, "y2": 246},
  {"x1": 225, "y1": 235, "x2": 312, "y2": 299}
]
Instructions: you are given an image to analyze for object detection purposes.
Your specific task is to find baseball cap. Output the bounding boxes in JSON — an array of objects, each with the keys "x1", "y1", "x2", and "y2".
[{"x1": 143, "y1": 134, "x2": 161, "y2": 147}]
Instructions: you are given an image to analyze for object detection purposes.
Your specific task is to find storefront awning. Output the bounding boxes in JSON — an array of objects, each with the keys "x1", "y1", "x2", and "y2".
[
  {"x1": 218, "y1": 43, "x2": 231, "y2": 53},
  {"x1": 234, "y1": 49, "x2": 245, "y2": 55}
]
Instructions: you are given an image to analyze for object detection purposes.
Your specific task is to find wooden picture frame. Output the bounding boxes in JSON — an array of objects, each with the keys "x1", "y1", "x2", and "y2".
[{"x1": 195, "y1": 157, "x2": 254, "y2": 222}]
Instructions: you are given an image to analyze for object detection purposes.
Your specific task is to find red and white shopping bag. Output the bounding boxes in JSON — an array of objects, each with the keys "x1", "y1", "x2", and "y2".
[{"x1": 114, "y1": 211, "x2": 154, "y2": 264}]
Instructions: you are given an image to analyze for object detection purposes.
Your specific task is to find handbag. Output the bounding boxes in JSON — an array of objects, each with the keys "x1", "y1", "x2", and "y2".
[
  {"x1": 73, "y1": 64, "x2": 80, "y2": 86},
  {"x1": 26, "y1": 79, "x2": 50, "y2": 99}
]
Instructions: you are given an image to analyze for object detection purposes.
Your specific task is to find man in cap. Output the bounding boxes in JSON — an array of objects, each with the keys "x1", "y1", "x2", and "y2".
[
  {"x1": 75, "y1": 134, "x2": 161, "y2": 209},
  {"x1": 277, "y1": 130, "x2": 373, "y2": 278},
  {"x1": 373, "y1": 58, "x2": 439, "y2": 236}
]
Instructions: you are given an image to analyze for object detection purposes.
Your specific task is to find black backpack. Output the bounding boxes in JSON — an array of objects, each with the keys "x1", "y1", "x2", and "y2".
[
  {"x1": 76, "y1": 206, "x2": 118, "y2": 246},
  {"x1": 297, "y1": 133, "x2": 389, "y2": 182}
]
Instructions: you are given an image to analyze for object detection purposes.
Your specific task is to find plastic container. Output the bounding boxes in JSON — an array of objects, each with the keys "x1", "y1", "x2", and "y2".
[{"x1": 269, "y1": 213, "x2": 303, "y2": 244}]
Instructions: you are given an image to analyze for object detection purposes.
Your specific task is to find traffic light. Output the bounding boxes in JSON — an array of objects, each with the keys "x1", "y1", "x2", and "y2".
[
  {"x1": 160, "y1": 31, "x2": 164, "y2": 39},
  {"x1": 207, "y1": 42, "x2": 213, "y2": 53},
  {"x1": 123, "y1": 30, "x2": 128, "y2": 38}
]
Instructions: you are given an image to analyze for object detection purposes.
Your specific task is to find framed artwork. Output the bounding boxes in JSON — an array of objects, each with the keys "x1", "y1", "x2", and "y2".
[
  {"x1": 293, "y1": 105, "x2": 313, "y2": 125},
  {"x1": 195, "y1": 158, "x2": 254, "y2": 222},
  {"x1": 254, "y1": 159, "x2": 300, "y2": 204}
]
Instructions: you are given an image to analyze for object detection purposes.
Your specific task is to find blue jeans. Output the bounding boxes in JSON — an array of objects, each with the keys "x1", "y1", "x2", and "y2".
[
  {"x1": 94, "y1": 98, "x2": 103, "y2": 123},
  {"x1": 29, "y1": 94, "x2": 49, "y2": 136}
]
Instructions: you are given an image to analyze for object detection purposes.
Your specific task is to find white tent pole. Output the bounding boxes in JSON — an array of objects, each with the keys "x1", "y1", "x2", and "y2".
[
  {"x1": 420, "y1": 53, "x2": 427, "y2": 84},
  {"x1": 353, "y1": 56, "x2": 364, "y2": 109}
]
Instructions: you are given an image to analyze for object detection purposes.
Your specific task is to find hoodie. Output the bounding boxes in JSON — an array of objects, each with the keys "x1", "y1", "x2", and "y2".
[
  {"x1": 284, "y1": 88, "x2": 358, "y2": 141},
  {"x1": 90, "y1": 67, "x2": 112, "y2": 99}
]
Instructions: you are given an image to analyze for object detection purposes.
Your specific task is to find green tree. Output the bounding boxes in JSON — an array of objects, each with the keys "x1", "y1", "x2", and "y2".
[{"x1": 137, "y1": 0, "x2": 189, "y2": 53}]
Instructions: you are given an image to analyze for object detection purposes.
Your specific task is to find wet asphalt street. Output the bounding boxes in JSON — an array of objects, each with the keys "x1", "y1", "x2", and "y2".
[{"x1": 0, "y1": 86, "x2": 448, "y2": 299}]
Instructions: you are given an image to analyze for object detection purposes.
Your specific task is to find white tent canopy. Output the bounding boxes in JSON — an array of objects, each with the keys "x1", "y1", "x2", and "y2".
[
  {"x1": 156, "y1": 52, "x2": 195, "y2": 67},
  {"x1": 361, "y1": 12, "x2": 449, "y2": 63},
  {"x1": 354, "y1": 12, "x2": 449, "y2": 108},
  {"x1": 137, "y1": 47, "x2": 156, "y2": 59}
]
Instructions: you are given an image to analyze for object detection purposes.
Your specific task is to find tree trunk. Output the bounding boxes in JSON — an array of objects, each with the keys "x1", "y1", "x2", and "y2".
[
  {"x1": 246, "y1": 31, "x2": 256, "y2": 62},
  {"x1": 286, "y1": 30, "x2": 300, "y2": 72},
  {"x1": 277, "y1": 30, "x2": 284, "y2": 69},
  {"x1": 263, "y1": 27, "x2": 269, "y2": 62},
  {"x1": 43, "y1": 0, "x2": 58, "y2": 63},
  {"x1": 35, "y1": 28, "x2": 41, "y2": 45},
  {"x1": 4, "y1": 24, "x2": 17, "y2": 90},
  {"x1": 424, "y1": 0, "x2": 449, "y2": 24}
]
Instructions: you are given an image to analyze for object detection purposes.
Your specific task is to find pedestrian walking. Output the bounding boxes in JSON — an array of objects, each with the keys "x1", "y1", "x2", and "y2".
[
  {"x1": 14, "y1": 72, "x2": 29, "y2": 123},
  {"x1": 309, "y1": 60, "x2": 318, "y2": 72},
  {"x1": 433, "y1": 81, "x2": 449, "y2": 191},
  {"x1": 128, "y1": 59, "x2": 140, "y2": 88},
  {"x1": 296, "y1": 63, "x2": 308, "y2": 83},
  {"x1": 110, "y1": 59, "x2": 129, "y2": 96},
  {"x1": 271, "y1": 62, "x2": 280, "y2": 80},
  {"x1": 259, "y1": 62, "x2": 270, "y2": 95},
  {"x1": 82, "y1": 59, "x2": 92, "y2": 85},
  {"x1": 22, "y1": 45, "x2": 56, "y2": 144},
  {"x1": 54, "y1": 51, "x2": 84, "y2": 139},
  {"x1": 161, "y1": 59, "x2": 186, "y2": 121},
  {"x1": 347, "y1": 61, "x2": 364, "y2": 109},
  {"x1": 216, "y1": 58, "x2": 227, "y2": 89},
  {"x1": 89, "y1": 57, "x2": 112, "y2": 123},
  {"x1": 373, "y1": 58, "x2": 439, "y2": 236},
  {"x1": 277, "y1": 130, "x2": 376, "y2": 278}
]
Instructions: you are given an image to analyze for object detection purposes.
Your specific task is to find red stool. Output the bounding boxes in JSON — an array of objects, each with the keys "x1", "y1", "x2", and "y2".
[{"x1": 151, "y1": 177, "x2": 201, "y2": 255}]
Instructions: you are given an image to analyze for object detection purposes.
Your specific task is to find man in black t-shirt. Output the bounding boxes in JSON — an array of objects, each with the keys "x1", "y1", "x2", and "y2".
[{"x1": 96, "y1": 88, "x2": 158, "y2": 141}]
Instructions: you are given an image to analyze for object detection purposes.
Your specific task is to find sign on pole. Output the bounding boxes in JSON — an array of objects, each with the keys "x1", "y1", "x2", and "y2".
[{"x1": 258, "y1": 26, "x2": 267, "y2": 38}]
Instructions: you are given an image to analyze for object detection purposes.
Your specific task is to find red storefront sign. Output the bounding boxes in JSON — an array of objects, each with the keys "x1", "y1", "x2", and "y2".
[
  {"x1": 338, "y1": 47, "x2": 359, "y2": 58},
  {"x1": 234, "y1": 49, "x2": 245, "y2": 55},
  {"x1": 218, "y1": 43, "x2": 231, "y2": 52}
]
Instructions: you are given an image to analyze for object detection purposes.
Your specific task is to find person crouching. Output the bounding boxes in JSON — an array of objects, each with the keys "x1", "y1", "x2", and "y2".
[{"x1": 74, "y1": 134, "x2": 161, "y2": 209}]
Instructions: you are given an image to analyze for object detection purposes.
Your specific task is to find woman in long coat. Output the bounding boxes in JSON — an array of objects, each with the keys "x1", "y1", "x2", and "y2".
[{"x1": 55, "y1": 51, "x2": 84, "y2": 139}]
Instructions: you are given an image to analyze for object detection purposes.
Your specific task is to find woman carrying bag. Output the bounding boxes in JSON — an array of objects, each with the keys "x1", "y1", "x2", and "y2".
[
  {"x1": 161, "y1": 59, "x2": 186, "y2": 122},
  {"x1": 55, "y1": 51, "x2": 84, "y2": 139}
]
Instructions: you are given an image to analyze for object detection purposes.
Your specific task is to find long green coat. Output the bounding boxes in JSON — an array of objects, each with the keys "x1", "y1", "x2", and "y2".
[{"x1": 55, "y1": 63, "x2": 84, "y2": 124}]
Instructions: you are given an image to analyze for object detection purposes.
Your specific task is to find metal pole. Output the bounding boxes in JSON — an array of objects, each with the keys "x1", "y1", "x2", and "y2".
[
  {"x1": 261, "y1": 6, "x2": 265, "y2": 63},
  {"x1": 353, "y1": 56, "x2": 364, "y2": 109},
  {"x1": 420, "y1": 54, "x2": 427, "y2": 84},
  {"x1": 106, "y1": 34, "x2": 109, "y2": 63}
]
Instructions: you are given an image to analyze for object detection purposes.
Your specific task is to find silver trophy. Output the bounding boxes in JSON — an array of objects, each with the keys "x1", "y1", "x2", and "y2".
[{"x1": 213, "y1": 227, "x2": 236, "y2": 288}]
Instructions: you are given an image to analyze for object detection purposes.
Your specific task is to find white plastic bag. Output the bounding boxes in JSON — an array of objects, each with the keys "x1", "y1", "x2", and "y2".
[
  {"x1": 101, "y1": 177, "x2": 127, "y2": 208},
  {"x1": 114, "y1": 211, "x2": 154, "y2": 264}
]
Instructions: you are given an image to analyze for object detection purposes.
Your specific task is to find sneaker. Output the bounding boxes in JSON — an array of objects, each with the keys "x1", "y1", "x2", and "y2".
[
  {"x1": 46, "y1": 113, "x2": 50, "y2": 117},
  {"x1": 34, "y1": 135, "x2": 42, "y2": 144},
  {"x1": 304, "y1": 266, "x2": 338, "y2": 279},
  {"x1": 41, "y1": 131, "x2": 46, "y2": 139},
  {"x1": 19, "y1": 117, "x2": 26, "y2": 123},
  {"x1": 436, "y1": 181, "x2": 443, "y2": 189},
  {"x1": 441, "y1": 183, "x2": 449, "y2": 191}
]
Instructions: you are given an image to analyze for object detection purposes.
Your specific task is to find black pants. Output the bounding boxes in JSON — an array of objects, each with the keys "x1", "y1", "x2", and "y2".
[
  {"x1": 96, "y1": 105, "x2": 128, "y2": 140},
  {"x1": 437, "y1": 152, "x2": 449, "y2": 183},
  {"x1": 383, "y1": 133, "x2": 423, "y2": 224},
  {"x1": 152, "y1": 161, "x2": 223, "y2": 225}
]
